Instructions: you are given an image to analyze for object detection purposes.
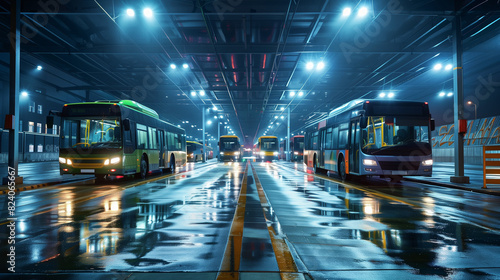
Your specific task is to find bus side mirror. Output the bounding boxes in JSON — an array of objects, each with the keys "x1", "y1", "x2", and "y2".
[
  {"x1": 360, "y1": 117, "x2": 367, "y2": 128},
  {"x1": 46, "y1": 116, "x2": 54, "y2": 128},
  {"x1": 123, "y1": 119, "x2": 130, "y2": 131},
  {"x1": 430, "y1": 119, "x2": 435, "y2": 131}
]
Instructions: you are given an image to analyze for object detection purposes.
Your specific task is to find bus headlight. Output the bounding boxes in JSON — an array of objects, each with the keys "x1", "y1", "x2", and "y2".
[
  {"x1": 260, "y1": 152, "x2": 265, "y2": 156},
  {"x1": 234, "y1": 152, "x2": 240, "y2": 155},
  {"x1": 189, "y1": 153, "x2": 194, "y2": 158},
  {"x1": 111, "y1": 157, "x2": 120, "y2": 164},
  {"x1": 220, "y1": 152, "x2": 224, "y2": 156},
  {"x1": 294, "y1": 152, "x2": 299, "y2": 155},
  {"x1": 363, "y1": 159, "x2": 377, "y2": 166},
  {"x1": 422, "y1": 159, "x2": 433, "y2": 166},
  {"x1": 59, "y1": 157, "x2": 66, "y2": 164},
  {"x1": 104, "y1": 159, "x2": 109, "y2": 165},
  {"x1": 273, "y1": 152, "x2": 278, "y2": 156}
]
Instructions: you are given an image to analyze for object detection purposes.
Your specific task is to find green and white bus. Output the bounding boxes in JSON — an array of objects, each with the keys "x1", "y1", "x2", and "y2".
[{"x1": 56, "y1": 100, "x2": 187, "y2": 180}]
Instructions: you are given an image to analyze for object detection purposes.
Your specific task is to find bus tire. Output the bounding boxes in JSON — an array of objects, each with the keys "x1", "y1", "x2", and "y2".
[
  {"x1": 169, "y1": 155, "x2": 176, "y2": 173},
  {"x1": 339, "y1": 155, "x2": 347, "y2": 181},
  {"x1": 140, "y1": 156, "x2": 148, "y2": 179}
]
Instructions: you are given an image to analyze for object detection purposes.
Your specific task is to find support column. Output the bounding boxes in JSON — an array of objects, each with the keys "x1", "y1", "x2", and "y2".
[
  {"x1": 450, "y1": 14, "x2": 469, "y2": 184},
  {"x1": 4, "y1": 0, "x2": 23, "y2": 184},
  {"x1": 202, "y1": 106, "x2": 206, "y2": 163},
  {"x1": 286, "y1": 107, "x2": 290, "y2": 161}
]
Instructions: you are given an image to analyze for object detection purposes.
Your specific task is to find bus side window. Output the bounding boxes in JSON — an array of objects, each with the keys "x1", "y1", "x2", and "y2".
[
  {"x1": 332, "y1": 127, "x2": 339, "y2": 149},
  {"x1": 137, "y1": 124, "x2": 148, "y2": 149},
  {"x1": 339, "y1": 129, "x2": 348, "y2": 149}
]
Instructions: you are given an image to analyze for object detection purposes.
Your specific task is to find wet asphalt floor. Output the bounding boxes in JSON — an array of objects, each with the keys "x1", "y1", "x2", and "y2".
[{"x1": 1, "y1": 160, "x2": 500, "y2": 279}]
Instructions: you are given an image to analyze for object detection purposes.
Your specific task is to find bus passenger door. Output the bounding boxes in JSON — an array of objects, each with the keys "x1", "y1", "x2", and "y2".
[
  {"x1": 349, "y1": 120, "x2": 360, "y2": 174},
  {"x1": 158, "y1": 130, "x2": 165, "y2": 168},
  {"x1": 319, "y1": 128, "x2": 326, "y2": 167}
]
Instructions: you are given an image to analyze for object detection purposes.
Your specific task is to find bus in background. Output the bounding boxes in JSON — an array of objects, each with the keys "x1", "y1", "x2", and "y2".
[
  {"x1": 290, "y1": 135, "x2": 305, "y2": 162},
  {"x1": 278, "y1": 136, "x2": 304, "y2": 161},
  {"x1": 187, "y1": 141, "x2": 204, "y2": 162},
  {"x1": 56, "y1": 100, "x2": 187, "y2": 181},
  {"x1": 257, "y1": 136, "x2": 279, "y2": 162},
  {"x1": 205, "y1": 145, "x2": 214, "y2": 160},
  {"x1": 304, "y1": 99, "x2": 435, "y2": 182},
  {"x1": 219, "y1": 135, "x2": 241, "y2": 162}
]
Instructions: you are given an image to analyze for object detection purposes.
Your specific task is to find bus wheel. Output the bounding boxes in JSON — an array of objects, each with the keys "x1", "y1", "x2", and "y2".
[
  {"x1": 169, "y1": 155, "x2": 176, "y2": 173},
  {"x1": 339, "y1": 156, "x2": 347, "y2": 181},
  {"x1": 140, "y1": 156, "x2": 148, "y2": 179}
]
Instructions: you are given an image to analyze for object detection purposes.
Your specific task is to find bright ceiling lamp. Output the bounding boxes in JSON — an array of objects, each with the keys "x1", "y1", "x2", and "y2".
[
  {"x1": 306, "y1": 62, "x2": 314, "y2": 70},
  {"x1": 316, "y1": 61, "x2": 325, "y2": 70},
  {"x1": 342, "y1": 7, "x2": 351, "y2": 17},
  {"x1": 433, "y1": 63, "x2": 443, "y2": 70},
  {"x1": 143, "y1": 8, "x2": 153, "y2": 18},
  {"x1": 357, "y1": 7, "x2": 368, "y2": 17},
  {"x1": 126, "y1": 8, "x2": 135, "y2": 17}
]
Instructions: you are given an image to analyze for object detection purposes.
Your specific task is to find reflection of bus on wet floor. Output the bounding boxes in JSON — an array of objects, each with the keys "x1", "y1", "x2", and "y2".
[
  {"x1": 257, "y1": 136, "x2": 279, "y2": 162},
  {"x1": 55, "y1": 100, "x2": 187, "y2": 181},
  {"x1": 304, "y1": 99, "x2": 435, "y2": 182},
  {"x1": 218, "y1": 135, "x2": 241, "y2": 162},
  {"x1": 187, "y1": 141, "x2": 204, "y2": 162},
  {"x1": 205, "y1": 145, "x2": 214, "y2": 159}
]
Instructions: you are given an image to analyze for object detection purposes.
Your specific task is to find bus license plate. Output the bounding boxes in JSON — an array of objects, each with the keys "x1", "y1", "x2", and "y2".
[
  {"x1": 392, "y1": 171, "x2": 408, "y2": 175},
  {"x1": 81, "y1": 169, "x2": 95, "y2": 173}
]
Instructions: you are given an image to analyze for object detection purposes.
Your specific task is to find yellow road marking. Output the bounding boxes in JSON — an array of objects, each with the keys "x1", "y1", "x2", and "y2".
[
  {"x1": 217, "y1": 162, "x2": 248, "y2": 280},
  {"x1": 251, "y1": 164, "x2": 302, "y2": 280}
]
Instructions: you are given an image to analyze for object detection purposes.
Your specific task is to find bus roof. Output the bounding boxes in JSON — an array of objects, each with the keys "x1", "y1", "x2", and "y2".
[
  {"x1": 259, "y1": 136, "x2": 278, "y2": 139},
  {"x1": 220, "y1": 135, "x2": 239, "y2": 139},
  {"x1": 186, "y1": 140, "x2": 202, "y2": 145},
  {"x1": 64, "y1": 100, "x2": 160, "y2": 119}
]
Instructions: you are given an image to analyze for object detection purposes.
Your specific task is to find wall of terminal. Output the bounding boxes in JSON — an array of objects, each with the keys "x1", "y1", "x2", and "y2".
[{"x1": 431, "y1": 116, "x2": 500, "y2": 164}]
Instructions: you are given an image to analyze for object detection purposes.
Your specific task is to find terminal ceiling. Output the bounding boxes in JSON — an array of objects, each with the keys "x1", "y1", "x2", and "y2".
[{"x1": 1, "y1": 0, "x2": 499, "y2": 146}]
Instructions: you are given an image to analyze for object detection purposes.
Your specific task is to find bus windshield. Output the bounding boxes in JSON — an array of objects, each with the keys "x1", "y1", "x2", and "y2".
[
  {"x1": 362, "y1": 116, "x2": 430, "y2": 155},
  {"x1": 261, "y1": 138, "x2": 278, "y2": 151},
  {"x1": 61, "y1": 117, "x2": 121, "y2": 149},
  {"x1": 293, "y1": 138, "x2": 304, "y2": 151},
  {"x1": 220, "y1": 138, "x2": 239, "y2": 151}
]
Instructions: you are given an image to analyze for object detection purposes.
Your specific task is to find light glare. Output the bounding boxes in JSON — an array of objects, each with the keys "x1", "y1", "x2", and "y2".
[
  {"x1": 143, "y1": 8, "x2": 153, "y2": 18},
  {"x1": 190, "y1": 91, "x2": 196, "y2": 96},
  {"x1": 379, "y1": 92, "x2": 386, "y2": 98},
  {"x1": 445, "y1": 64, "x2": 453, "y2": 70},
  {"x1": 306, "y1": 62, "x2": 314, "y2": 70},
  {"x1": 298, "y1": 91, "x2": 304, "y2": 96},
  {"x1": 183, "y1": 63, "x2": 189, "y2": 69},
  {"x1": 388, "y1": 92, "x2": 395, "y2": 98},
  {"x1": 316, "y1": 61, "x2": 325, "y2": 70},
  {"x1": 439, "y1": 91, "x2": 445, "y2": 97},
  {"x1": 342, "y1": 7, "x2": 352, "y2": 17},
  {"x1": 358, "y1": 7, "x2": 368, "y2": 17},
  {"x1": 126, "y1": 8, "x2": 135, "y2": 17},
  {"x1": 200, "y1": 90, "x2": 205, "y2": 96},
  {"x1": 433, "y1": 63, "x2": 443, "y2": 70},
  {"x1": 36, "y1": 65, "x2": 43, "y2": 70},
  {"x1": 290, "y1": 91, "x2": 296, "y2": 97},
  {"x1": 447, "y1": 92, "x2": 453, "y2": 97},
  {"x1": 170, "y1": 64, "x2": 176, "y2": 69}
]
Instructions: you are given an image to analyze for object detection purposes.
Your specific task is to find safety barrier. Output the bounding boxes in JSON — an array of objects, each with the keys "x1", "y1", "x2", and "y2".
[{"x1": 482, "y1": 145, "x2": 500, "y2": 189}]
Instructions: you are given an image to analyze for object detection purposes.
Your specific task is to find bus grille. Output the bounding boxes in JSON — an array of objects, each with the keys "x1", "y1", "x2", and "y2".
[
  {"x1": 71, "y1": 159, "x2": 105, "y2": 168},
  {"x1": 378, "y1": 161, "x2": 420, "y2": 171}
]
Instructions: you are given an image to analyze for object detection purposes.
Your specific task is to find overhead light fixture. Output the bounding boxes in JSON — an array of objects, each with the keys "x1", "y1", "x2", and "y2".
[
  {"x1": 439, "y1": 91, "x2": 445, "y2": 97},
  {"x1": 445, "y1": 64, "x2": 453, "y2": 70},
  {"x1": 36, "y1": 65, "x2": 43, "y2": 71},
  {"x1": 170, "y1": 64, "x2": 176, "y2": 69},
  {"x1": 433, "y1": 63, "x2": 443, "y2": 71},
  {"x1": 447, "y1": 92, "x2": 453, "y2": 97},
  {"x1": 199, "y1": 90, "x2": 205, "y2": 96},
  {"x1": 298, "y1": 91, "x2": 304, "y2": 97},
  {"x1": 342, "y1": 7, "x2": 352, "y2": 17},
  {"x1": 182, "y1": 63, "x2": 189, "y2": 69},
  {"x1": 306, "y1": 62, "x2": 314, "y2": 70},
  {"x1": 207, "y1": 120, "x2": 212, "y2": 125},
  {"x1": 280, "y1": 107, "x2": 284, "y2": 111},
  {"x1": 290, "y1": 91, "x2": 296, "y2": 97},
  {"x1": 316, "y1": 61, "x2": 325, "y2": 70},
  {"x1": 21, "y1": 90, "x2": 28, "y2": 97},
  {"x1": 126, "y1": 8, "x2": 135, "y2": 17},
  {"x1": 357, "y1": 6, "x2": 368, "y2": 17},
  {"x1": 387, "y1": 92, "x2": 395, "y2": 98},
  {"x1": 280, "y1": 116, "x2": 284, "y2": 119},
  {"x1": 379, "y1": 92, "x2": 386, "y2": 98},
  {"x1": 190, "y1": 91, "x2": 196, "y2": 96},
  {"x1": 143, "y1": 7, "x2": 153, "y2": 18},
  {"x1": 274, "y1": 116, "x2": 279, "y2": 119}
]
